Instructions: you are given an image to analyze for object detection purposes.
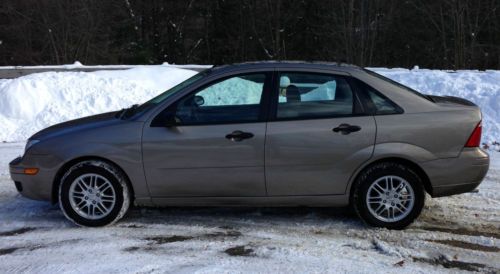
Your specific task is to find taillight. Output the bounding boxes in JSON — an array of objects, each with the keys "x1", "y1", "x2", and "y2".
[{"x1": 465, "y1": 121, "x2": 482, "y2": 147}]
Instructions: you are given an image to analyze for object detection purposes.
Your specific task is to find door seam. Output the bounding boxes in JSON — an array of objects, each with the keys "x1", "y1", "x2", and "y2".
[{"x1": 263, "y1": 121, "x2": 269, "y2": 196}]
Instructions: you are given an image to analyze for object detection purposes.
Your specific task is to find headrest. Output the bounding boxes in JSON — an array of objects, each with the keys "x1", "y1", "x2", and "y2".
[
  {"x1": 286, "y1": 85, "x2": 301, "y2": 102},
  {"x1": 280, "y1": 76, "x2": 291, "y2": 88}
]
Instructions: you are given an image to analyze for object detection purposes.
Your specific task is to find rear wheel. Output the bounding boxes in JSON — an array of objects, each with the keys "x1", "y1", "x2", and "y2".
[
  {"x1": 59, "y1": 160, "x2": 131, "y2": 227},
  {"x1": 352, "y1": 162, "x2": 425, "y2": 229}
]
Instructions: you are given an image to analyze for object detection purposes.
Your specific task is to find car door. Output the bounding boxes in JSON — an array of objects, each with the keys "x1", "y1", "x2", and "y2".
[
  {"x1": 142, "y1": 72, "x2": 271, "y2": 197},
  {"x1": 265, "y1": 71, "x2": 376, "y2": 196}
]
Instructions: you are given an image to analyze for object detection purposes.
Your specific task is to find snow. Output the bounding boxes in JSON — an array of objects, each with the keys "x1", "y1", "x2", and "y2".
[
  {"x1": 0, "y1": 62, "x2": 212, "y2": 70},
  {"x1": 0, "y1": 66, "x2": 198, "y2": 142},
  {"x1": 369, "y1": 67, "x2": 500, "y2": 147},
  {"x1": 0, "y1": 66, "x2": 499, "y2": 148},
  {"x1": 0, "y1": 143, "x2": 499, "y2": 273}
]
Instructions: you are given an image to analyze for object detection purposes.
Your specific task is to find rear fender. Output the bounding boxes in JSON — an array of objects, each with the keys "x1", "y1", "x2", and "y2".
[{"x1": 345, "y1": 142, "x2": 436, "y2": 196}]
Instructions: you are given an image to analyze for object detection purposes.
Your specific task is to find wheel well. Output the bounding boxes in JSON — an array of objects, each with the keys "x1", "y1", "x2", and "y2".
[
  {"x1": 51, "y1": 156, "x2": 135, "y2": 204},
  {"x1": 350, "y1": 157, "x2": 433, "y2": 197}
]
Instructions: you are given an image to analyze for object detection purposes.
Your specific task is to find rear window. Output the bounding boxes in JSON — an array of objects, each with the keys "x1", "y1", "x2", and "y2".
[
  {"x1": 357, "y1": 80, "x2": 402, "y2": 115},
  {"x1": 363, "y1": 69, "x2": 432, "y2": 102}
]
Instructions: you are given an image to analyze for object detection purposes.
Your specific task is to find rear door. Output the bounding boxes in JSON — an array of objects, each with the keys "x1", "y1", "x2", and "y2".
[{"x1": 265, "y1": 71, "x2": 376, "y2": 196}]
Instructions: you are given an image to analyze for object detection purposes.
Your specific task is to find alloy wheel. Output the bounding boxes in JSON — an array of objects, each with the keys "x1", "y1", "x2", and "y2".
[{"x1": 365, "y1": 175, "x2": 415, "y2": 222}]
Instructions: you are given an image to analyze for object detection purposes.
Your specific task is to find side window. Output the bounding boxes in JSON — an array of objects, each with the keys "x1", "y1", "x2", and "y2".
[
  {"x1": 153, "y1": 73, "x2": 266, "y2": 126},
  {"x1": 276, "y1": 72, "x2": 354, "y2": 119},
  {"x1": 356, "y1": 80, "x2": 402, "y2": 115},
  {"x1": 196, "y1": 75, "x2": 263, "y2": 106}
]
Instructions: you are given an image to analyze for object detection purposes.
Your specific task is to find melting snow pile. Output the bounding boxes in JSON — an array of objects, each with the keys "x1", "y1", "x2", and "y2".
[
  {"x1": 0, "y1": 66, "x2": 197, "y2": 141},
  {"x1": 0, "y1": 65, "x2": 499, "y2": 149}
]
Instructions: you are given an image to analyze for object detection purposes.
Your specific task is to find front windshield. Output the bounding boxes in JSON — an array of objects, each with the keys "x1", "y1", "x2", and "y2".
[
  {"x1": 143, "y1": 71, "x2": 207, "y2": 106},
  {"x1": 123, "y1": 70, "x2": 208, "y2": 118}
]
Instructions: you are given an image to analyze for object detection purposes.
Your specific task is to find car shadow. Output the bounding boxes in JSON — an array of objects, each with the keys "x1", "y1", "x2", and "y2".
[
  {"x1": 1, "y1": 193, "x2": 369, "y2": 231},
  {"x1": 123, "y1": 205, "x2": 362, "y2": 229}
]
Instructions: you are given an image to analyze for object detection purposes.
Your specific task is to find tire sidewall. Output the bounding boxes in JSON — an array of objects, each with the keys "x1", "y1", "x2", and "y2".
[
  {"x1": 59, "y1": 162, "x2": 127, "y2": 227},
  {"x1": 353, "y1": 162, "x2": 425, "y2": 229}
]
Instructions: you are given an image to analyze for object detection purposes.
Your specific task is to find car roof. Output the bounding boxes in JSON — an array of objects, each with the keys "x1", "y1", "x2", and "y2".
[{"x1": 207, "y1": 61, "x2": 362, "y2": 74}]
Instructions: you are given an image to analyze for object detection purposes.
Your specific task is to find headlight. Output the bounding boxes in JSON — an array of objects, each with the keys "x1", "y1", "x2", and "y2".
[{"x1": 25, "y1": 139, "x2": 40, "y2": 154}]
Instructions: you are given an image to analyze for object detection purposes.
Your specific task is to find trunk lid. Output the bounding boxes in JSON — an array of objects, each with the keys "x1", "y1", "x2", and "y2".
[{"x1": 429, "y1": 95, "x2": 477, "y2": 107}]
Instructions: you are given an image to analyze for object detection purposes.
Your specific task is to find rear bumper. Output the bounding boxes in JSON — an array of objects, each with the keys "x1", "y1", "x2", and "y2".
[
  {"x1": 421, "y1": 148, "x2": 489, "y2": 197},
  {"x1": 9, "y1": 154, "x2": 60, "y2": 202}
]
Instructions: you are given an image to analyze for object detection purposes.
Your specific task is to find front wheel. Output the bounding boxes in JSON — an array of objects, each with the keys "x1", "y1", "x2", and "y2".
[
  {"x1": 352, "y1": 162, "x2": 425, "y2": 229},
  {"x1": 59, "y1": 160, "x2": 131, "y2": 227}
]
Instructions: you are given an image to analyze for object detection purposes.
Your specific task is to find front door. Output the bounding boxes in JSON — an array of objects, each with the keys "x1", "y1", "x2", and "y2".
[
  {"x1": 266, "y1": 72, "x2": 376, "y2": 196},
  {"x1": 142, "y1": 72, "x2": 271, "y2": 197}
]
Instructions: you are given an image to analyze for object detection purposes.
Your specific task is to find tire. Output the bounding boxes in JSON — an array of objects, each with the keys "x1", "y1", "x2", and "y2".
[
  {"x1": 351, "y1": 162, "x2": 425, "y2": 229},
  {"x1": 59, "y1": 160, "x2": 131, "y2": 227}
]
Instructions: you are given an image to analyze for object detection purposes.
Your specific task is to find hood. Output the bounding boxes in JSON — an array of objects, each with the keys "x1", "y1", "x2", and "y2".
[{"x1": 30, "y1": 111, "x2": 120, "y2": 140}]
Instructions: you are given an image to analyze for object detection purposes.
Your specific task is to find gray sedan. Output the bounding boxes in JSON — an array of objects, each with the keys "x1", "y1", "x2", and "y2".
[{"x1": 9, "y1": 62, "x2": 489, "y2": 229}]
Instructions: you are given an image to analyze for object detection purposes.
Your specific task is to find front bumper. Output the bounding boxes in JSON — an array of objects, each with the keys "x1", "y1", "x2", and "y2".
[
  {"x1": 421, "y1": 148, "x2": 490, "y2": 197},
  {"x1": 9, "y1": 154, "x2": 61, "y2": 202}
]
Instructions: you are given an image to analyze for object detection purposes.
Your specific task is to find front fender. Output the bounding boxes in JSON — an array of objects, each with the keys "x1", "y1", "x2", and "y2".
[{"x1": 30, "y1": 120, "x2": 150, "y2": 201}]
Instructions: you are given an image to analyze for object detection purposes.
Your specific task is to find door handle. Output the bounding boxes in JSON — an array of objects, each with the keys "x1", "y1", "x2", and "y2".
[
  {"x1": 225, "y1": 130, "x2": 254, "y2": 142},
  {"x1": 332, "y1": 124, "x2": 361, "y2": 135}
]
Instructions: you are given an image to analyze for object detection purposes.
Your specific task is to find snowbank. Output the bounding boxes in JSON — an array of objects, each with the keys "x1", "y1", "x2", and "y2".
[
  {"x1": 370, "y1": 67, "x2": 500, "y2": 147},
  {"x1": 0, "y1": 66, "x2": 197, "y2": 141},
  {"x1": 0, "y1": 65, "x2": 499, "y2": 147},
  {"x1": 0, "y1": 61, "x2": 211, "y2": 70}
]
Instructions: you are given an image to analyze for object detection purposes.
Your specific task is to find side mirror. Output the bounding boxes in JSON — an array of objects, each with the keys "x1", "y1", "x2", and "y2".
[{"x1": 193, "y1": 95, "x2": 205, "y2": 106}]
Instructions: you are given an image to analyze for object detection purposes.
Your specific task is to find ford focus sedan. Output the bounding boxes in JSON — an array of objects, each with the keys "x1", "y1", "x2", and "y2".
[{"x1": 9, "y1": 62, "x2": 489, "y2": 229}]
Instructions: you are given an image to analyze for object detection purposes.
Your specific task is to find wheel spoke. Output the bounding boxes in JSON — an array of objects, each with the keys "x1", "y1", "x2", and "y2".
[
  {"x1": 77, "y1": 180, "x2": 88, "y2": 191},
  {"x1": 400, "y1": 195, "x2": 413, "y2": 202},
  {"x1": 368, "y1": 196, "x2": 382, "y2": 205},
  {"x1": 99, "y1": 184, "x2": 111, "y2": 193},
  {"x1": 76, "y1": 199, "x2": 86, "y2": 208},
  {"x1": 374, "y1": 204, "x2": 385, "y2": 215},
  {"x1": 97, "y1": 203, "x2": 108, "y2": 214},
  {"x1": 397, "y1": 203, "x2": 407, "y2": 212},
  {"x1": 373, "y1": 183, "x2": 385, "y2": 195},
  {"x1": 397, "y1": 186, "x2": 405, "y2": 194},
  {"x1": 395, "y1": 181, "x2": 403, "y2": 192}
]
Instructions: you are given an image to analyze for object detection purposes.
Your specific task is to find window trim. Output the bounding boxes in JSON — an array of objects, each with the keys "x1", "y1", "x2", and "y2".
[
  {"x1": 268, "y1": 71, "x2": 367, "y2": 122},
  {"x1": 150, "y1": 71, "x2": 273, "y2": 127},
  {"x1": 349, "y1": 77, "x2": 404, "y2": 115}
]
